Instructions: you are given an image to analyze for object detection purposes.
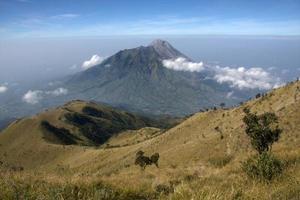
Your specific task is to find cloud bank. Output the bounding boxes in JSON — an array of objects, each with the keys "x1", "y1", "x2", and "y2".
[
  {"x1": 0, "y1": 85, "x2": 8, "y2": 93},
  {"x1": 163, "y1": 57, "x2": 280, "y2": 90},
  {"x1": 82, "y1": 55, "x2": 105, "y2": 70},
  {"x1": 162, "y1": 57, "x2": 204, "y2": 72},
  {"x1": 23, "y1": 88, "x2": 68, "y2": 104},
  {"x1": 213, "y1": 66, "x2": 278, "y2": 90}
]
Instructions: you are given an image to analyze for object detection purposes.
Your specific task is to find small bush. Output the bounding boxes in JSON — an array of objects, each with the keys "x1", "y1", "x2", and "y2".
[
  {"x1": 242, "y1": 152, "x2": 283, "y2": 181},
  {"x1": 208, "y1": 155, "x2": 232, "y2": 168},
  {"x1": 135, "y1": 151, "x2": 159, "y2": 169},
  {"x1": 154, "y1": 184, "x2": 173, "y2": 195},
  {"x1": 255, "y1": 93, "x2": 261, "y2": 98}
]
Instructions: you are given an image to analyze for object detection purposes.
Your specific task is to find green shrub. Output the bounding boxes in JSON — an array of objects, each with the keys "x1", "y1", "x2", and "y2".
[
  {"x1": 242, "y1": 152, "x2": 283, "y2": 181},
  {"x1": 243, "y1": 108, "x2": 282, "y2": 154}
]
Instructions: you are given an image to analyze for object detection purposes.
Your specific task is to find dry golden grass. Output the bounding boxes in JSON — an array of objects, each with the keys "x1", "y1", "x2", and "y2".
[
  {"x1": 0, "y1": 81, "x2": 300, "y2": 199},
  {"x1": 105, "y1": 127, "x2": 162, "y2": 148}
]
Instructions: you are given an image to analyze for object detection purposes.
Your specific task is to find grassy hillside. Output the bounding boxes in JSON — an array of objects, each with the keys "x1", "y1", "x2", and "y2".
[
  {"x1": 0, "y1": 80, "x2": 299, "y2": 199},
  {"x1": 0, "y1": 100, "x2": 172, "y2": 169}
]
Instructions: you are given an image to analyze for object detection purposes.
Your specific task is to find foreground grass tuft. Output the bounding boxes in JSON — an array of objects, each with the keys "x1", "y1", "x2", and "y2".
[{"x1": 0, "y1": 172, "x2": 156, "y2": 200}]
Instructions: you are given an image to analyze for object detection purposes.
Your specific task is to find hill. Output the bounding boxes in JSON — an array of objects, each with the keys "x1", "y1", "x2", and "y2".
[
  {"x1": 0, "y1": 80, "x2": 299, "y2": 199},
  {"x1": 0, "y1": 100, "x2": 178, "y2": 169}
]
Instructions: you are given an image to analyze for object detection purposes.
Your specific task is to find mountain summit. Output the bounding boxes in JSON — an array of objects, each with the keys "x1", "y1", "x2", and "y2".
[{"x1": 148, "y1": 39, "x2": 190, "y2": 60}]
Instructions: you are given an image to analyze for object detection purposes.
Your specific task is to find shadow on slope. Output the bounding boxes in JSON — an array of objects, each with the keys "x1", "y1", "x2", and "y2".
[{"x1": 39, "y1": 102, "x2": 180, "y2": 146}]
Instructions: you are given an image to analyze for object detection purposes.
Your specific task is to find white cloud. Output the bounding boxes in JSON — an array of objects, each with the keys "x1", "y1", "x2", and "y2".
[
  {"x1": 213, "y1": 66, "x2": 279, "y2": 90},
  {"x1": 22, "y1": 87, "x2": 68, "y2": 104},
  {"x1": 82, "y1": 54, "x2": 105, "y2": 70},
  {"x1": 46, "y1": 88, "x2": 68, "y2": 96},
  {"x1": 226, "y1": 91, "x2": 234, "y2": 99},
  {"x1": 50, "y1": 13, "x2": 80, "y2": 19},
  {"x1": 22, "y1": 90, "x2": 43, "y2": 104},
  {"x1": 0, "y1": 85, "x2": 8, "y2": 93},
  {"x1": 162, "y1": 57, "x2": 204, "y2": 72},
  {"x1": 162, "y1": 57, "x2": 280, "y2": 90}
]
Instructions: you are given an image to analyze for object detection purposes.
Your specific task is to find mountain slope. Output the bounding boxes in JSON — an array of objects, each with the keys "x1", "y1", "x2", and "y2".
[
  {"x1": 0, "y1": 81, "x2": 299, "y2": 170},
  {"x1": 0, "y1": 81, "x2": 299, "y2": 199}
]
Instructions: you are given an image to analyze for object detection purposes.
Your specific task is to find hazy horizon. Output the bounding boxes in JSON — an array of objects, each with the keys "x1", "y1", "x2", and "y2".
[{"x1": 1, "y1": 35, "x2": 299, "y2": 85}]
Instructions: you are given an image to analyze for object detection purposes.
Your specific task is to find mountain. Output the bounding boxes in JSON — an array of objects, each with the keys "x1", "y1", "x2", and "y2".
[
  {"x1": 0, "y1": 40, "x2": 254, "y2": 123},
  {"x1": 62, "y1": 39, "x2": 247, "y2": 116},
  {"x1": 0, "y1": 80, "x2": 299, "y2": 199}
]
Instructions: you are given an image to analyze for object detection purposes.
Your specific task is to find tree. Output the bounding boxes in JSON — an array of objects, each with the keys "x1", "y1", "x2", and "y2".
[
  {"x1": 242, "y1": 108, "x2": 284, "y2": 181},
  {"x1": 255, "y1": 93, "x2": 261, "y2": 99},
  {"x1": 220, "y1": 102, "x2": 226, "y2": 108},
  {"x1": 135, "y1": 151, "x2": 160, "y2": 170},
  {"x1": 243, "y1": 107, "x2": 282, "y2": 154}
]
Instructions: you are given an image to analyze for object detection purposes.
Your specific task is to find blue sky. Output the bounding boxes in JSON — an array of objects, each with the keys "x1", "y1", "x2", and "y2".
[{"x1": 0, "y1": 0, "x2": 300, "y2": 38}]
